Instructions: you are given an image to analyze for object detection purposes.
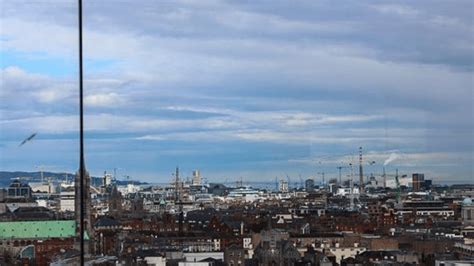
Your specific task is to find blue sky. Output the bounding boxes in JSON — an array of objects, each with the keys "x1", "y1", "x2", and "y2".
[{"x1": 0, "y1": 0, "x2": 473, "y2": 184}]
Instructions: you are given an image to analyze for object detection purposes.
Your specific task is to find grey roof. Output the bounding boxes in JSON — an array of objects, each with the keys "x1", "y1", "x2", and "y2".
[{"x1": 94, "y1": 217, "x2": 120, "y2": 228}]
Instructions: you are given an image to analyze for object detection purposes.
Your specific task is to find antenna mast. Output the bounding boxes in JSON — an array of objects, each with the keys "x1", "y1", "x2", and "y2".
[
  {"x1": 359, "y1": 147, "x2": 364, "y2": 194},
  {"x1": 349, "y1": 163, "x2": 354, "y2": 210}
]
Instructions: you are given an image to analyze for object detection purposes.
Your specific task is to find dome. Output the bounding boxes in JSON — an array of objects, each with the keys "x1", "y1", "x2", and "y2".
[{"x1": 462, "y1": 197, "x2": 473, "y2": 206}]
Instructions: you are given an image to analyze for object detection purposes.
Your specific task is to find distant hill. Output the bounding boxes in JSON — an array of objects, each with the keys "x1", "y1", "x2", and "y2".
[{"x1": 0, "y1": 171, "x2": 147, "y2": 187}]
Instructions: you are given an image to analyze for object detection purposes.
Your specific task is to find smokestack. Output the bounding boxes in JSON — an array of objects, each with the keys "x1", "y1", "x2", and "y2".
[{"x1": 359, "y1": 147, "x2": 364, "y2": 194}]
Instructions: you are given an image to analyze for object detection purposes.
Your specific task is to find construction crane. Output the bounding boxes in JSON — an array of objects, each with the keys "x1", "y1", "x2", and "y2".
[
  {"x1": 370, "y1": 169, "x2": 402, "y2": 203},
  {"x1": 365, "y1": 160, "x2": 376, "y2": 183},
  {"x1": 336, "y1": 165, "x2": 349, "y2": 185},
  {"x1": 370, "y1": 170, "x2": 400, "y2": 188},
  {"x1": 395, "y1": 169, "x2": 401, "y2": 204},
  {"x1": 113, "y1": 167, "x2": 125, "y2": 183},
  {"x1": 383, "y1": 167, "x2": 387, "y2": 188},
  {"x1": 286, "y1": 173, "x2": 291, "y2": 190},
  {"x1": 317, "y1": 172, "x2": 325, "y2": 187},
  {"x1": 120, "y1": 175, "x2": 131, "y2": 187},
  {"x1": 236, "y1": 177, "x2": 244, "y2": 188},
  {"x1": 35, "y1": 165, "x2": 46, "y2": 183}
]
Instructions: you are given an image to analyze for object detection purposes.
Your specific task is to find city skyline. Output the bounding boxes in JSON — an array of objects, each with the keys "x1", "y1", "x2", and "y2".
[{"x1": 1, "y1": 0, "x2": 473, "y2": 183}]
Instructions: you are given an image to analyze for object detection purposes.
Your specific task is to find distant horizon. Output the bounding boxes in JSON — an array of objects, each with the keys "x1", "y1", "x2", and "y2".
[{"x1": 1, "y1": 169, "x2": 472, "y2": 186}]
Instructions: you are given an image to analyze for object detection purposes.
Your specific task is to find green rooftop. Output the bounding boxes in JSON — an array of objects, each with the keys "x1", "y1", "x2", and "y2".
[{"x1": 0, "y1": 220, "x2": 76, "y2": 239}]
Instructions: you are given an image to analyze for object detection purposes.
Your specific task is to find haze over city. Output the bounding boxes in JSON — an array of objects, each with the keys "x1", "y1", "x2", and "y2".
[{"x1": 1, "y1": 0, "x2": 473, "y2": 183}]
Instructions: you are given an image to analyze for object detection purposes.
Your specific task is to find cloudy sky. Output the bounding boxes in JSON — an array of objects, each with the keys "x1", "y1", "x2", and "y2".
[{"x1": 0, "y1": 0, "x2": 473, "y2": 184}]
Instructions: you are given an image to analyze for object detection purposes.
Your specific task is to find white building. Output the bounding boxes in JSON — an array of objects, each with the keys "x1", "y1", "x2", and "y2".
[
  {"x1": 103, "y1": 173, "x2": 112, "y2": 187},
  {"x1": 36, "y1": 199, "x2": 48, "y2": 208},
  {"x1": 192, "y1": 170, "x2": 201, "y2": 185},
  {"x1": 179, "y1": 263, "x2": 212, "y2": 266},
  {"x1": 279, "y1": 179, "x2": 288, "y2": 193},
  {"x1": 227, "y1": 187, "x2": 263, "y2": 202},
  {"x1": 118, "y1": 184, "x2": 140, "y2": 195},
  {"x1": 59, "y1": 191, "x2": 75, "y2": 212},
  {"x1": 183, "y1": 252, "x2": 223, "y2": 263},
  {"x1": 435, "y1": 261, "x2": 474, "y2": 266},
  {"x1": 385, "y1": 176, "x2": 410, "y2": 189},
  {"x1": 144, "y1": 256, "x2": 166, "y2": 266},
  {"x1": 29, "y1": 182, "x2": 56, "y2": 194},
  {"x1": 243, "y1": 237, "x2": 253, "y2": 250},
  {"x1": 336, "y1": 187, "x2": 360, "y2": 196},
  {"x1": 317, "y1": 243, "x2": 366, "y2": 264}
]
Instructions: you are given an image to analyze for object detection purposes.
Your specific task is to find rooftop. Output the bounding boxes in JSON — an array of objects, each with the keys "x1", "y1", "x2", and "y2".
[{"x1": 0, "y1": 220, "x2": 76, "y2": 239}]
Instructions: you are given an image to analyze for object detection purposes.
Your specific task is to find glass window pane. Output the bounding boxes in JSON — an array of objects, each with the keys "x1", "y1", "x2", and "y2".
[{"x1": 1, "y1": 1, "x2": 472, "y2": 265}]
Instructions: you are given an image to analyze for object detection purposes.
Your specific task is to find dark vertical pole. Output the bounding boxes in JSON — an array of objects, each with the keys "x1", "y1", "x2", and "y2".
[
  {"x1": 359, "y1": 147, "x2": 364, "y2": 194},
  {"x1": 78, "y1": 0, "x2": 85, "y2": 264},
  {"x1": 338, "y1": 167, "x2": 342, "y2": 185}
]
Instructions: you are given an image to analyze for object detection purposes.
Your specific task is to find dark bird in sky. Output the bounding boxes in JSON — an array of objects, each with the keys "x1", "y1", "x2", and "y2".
[{"x1": 19, "y1": 133, "x2": 37, "y2": 147}]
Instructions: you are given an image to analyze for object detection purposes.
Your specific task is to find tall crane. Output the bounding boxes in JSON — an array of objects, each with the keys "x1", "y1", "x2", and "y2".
[
  {"x1": 371, "y1": 169, "x2": 402, "y2": 203},
  {"x1": 383, "y1": 167, "x2": 387, "y2": 188},
  {"x1": 336, "y1": 165, "x2": 349, "y2": 185},
  {"x1": 395, "y1": 169, "x2": 401, "y2": 204},
  {"x1": 371, "y1": 170, "x2": 399, "y2": 189},
  {"x1": 35, "y1": 165, "x2": 46, "y2": 183},
  {"x1": 286, "y1": 173, "x2": 291, "y2": 191},
  {"x1": 317, "y1": 172, "x2": 325, "y2": 188}
]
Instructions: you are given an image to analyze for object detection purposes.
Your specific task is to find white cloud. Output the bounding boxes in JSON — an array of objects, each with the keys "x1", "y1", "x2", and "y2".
[
  {"x1": 0, "y1": 0, "x2": 472, "y2": 180},
  {"x1": 214, "y1": 10, "x2": 357, "y2": 34},
  {"x1": 162, "y1": 105, "x2": 382, "y2": 129},
  {"x1": 0, "y1": 18, "x2": 76, "y2": 58},
  {"x1": 371, "y1": 4, "x2": 420, "y2": 17},
  {"x1": 0, "y1": 66, "x2": 45, "y2": 94},
  {"x1": 84, "y1": 92, "x2": 123, "y2": 107},
  {"x1": 35, "y1": 83, "x2": 75, "y2": 103}
]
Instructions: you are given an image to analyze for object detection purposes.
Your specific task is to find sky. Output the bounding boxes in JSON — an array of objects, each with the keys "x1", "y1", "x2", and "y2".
[{"x1": 0, "y1": 0, "x2": 473, "y2": 184}]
